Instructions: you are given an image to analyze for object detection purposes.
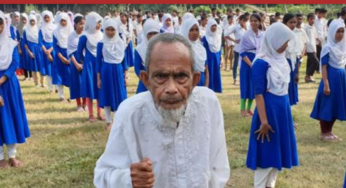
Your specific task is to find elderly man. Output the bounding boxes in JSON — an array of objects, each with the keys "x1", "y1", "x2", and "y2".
[{"x1": 93, "y1": 33, "x2": 230, "y2": 188}]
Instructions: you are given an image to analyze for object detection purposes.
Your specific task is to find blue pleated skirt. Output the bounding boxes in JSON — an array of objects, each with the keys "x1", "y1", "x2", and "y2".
[
  {"x1": 69, "y1": 60, "x2": 83, "y2": 100},
  {"x1": 81, "y1": 50, "x2": 99, "y2": 100},
  {"x1": 207, "y1": 51, "x2": 222, "y2": 93},
  {"x1": 125, "y1": 41, "x2": 134, "y2": 67},
  {"x1": 52, "y1": 48, "x2": 70, "y2": 87},
  {"x1": 288, "y1": 58, "x2": 299, "y2": 106},
  {"x1": 99, "y1": 62, "x2": 127, "y2": 112},
  {"x1": 40, "y1": 42, "x2": 54, "y2": 76},
  {"x1": 246, "y1": 92, "x2": 299, "y2": 171},
  {"x1": 0, "y1": 70, "x2": 30, "y2": 145},
  {"x1": 19, "y1": 40, "x2": 29, "y2": 70},
  {"x1": 27, "y1": 41, "x2": 42, "y2": 72},
  {"x1": 240, "y1": 52, "x2": 255, "y2": 100},
  {"x1": 310, "y1": 66, "x2": 346, "y2": 122}
]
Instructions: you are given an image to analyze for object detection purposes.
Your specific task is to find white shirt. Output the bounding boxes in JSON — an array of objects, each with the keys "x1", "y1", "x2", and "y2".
[
  {"x1": 304, "y1": 24, "x2": 317, "y2": 53},
  {"x1": 94, "y1": 87, "x2": 230, "y2": 188},
  {"x1": 199, "y1": 25, "x2": 207, "y2": 38},
  {"x1": 134, "y1": 21, "x2": 143, "y2": 38},
  {"x1": 294, "y1": 27, "x2": 309, "y2": 55},
  {"x1": 315, "y1": 17, "x2": 327, "y2": 45},
  {"x1": 222, "y1": 16, "x2": 229, "y2": 30},
  {"x1": 225, "y1": 24, "x2": 246, "y2": 52},
  {"x1": 223, "y1": 24, "x2": 235, "y2": 46},
  {"x1": 172, "y1": 16, "x2": 179, "y2": 28}
]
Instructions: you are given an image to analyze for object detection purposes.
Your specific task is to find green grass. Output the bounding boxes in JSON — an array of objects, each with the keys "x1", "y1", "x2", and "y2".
[{"x1": 1, "y1": 59, "x2": 346, "y2": 188}]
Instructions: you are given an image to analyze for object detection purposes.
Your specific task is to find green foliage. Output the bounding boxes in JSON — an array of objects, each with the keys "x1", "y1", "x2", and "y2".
[{"x1": 194, "y1": 5, "x2": 212, "y2": 16}]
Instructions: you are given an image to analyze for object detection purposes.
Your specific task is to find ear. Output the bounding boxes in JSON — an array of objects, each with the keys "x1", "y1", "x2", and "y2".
[
  {"x1": 140, "y1": 71, "x2": 149, "y2": 88},
  {"x1": 192, "y1": 72, "x2": 201, "y2": 87}
]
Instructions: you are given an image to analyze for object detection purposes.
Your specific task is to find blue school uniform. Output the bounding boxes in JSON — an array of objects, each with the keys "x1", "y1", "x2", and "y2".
[
  {"x1": 310, "y1": 53, "x2": 346, "y2": 122},
  {"x1": 134, "y1": 50, "x2": 147, "y2": 94},
  {"x1": 287, "y1": 58, "x2": 300, "y2": 106},
  {"x1": 198, "y1": 71, "x2": 206, "y2": 86},
  {"x1": 77, "y1": 35, "x2": 99, "y2": 100},
  {"x1": 0, "y1": 48, "x2": 30, "y2": 146},
  {"x1": 202, "y1": 36, "x2": 222, "y2": 93},
  {"x1": 19, "y1": 33, "x2": 29, "y2": 70},
  {"x1": 39, "y1": 30, "x2": 54, "y2": 76},
  {"x1": 246, "y1": 59, "x2": 299, "y2": 171},
  {"x1": 69, "y1": 51, "x2": 83, "y2": 100},
  {"x1": 52, "y1": 36, "x2": 71, "y2": 87},
  {"x1": 125, "y1": 40, "x2": 134, "y2": 67},
  {"x1": 96, "y1": 43, "x2": 128, "y2": 112},
  {"x1": 23, "y1": 31, "x2": 42, "y2": 72},
  {"x1": 10, "y1": 26, "x2": 20, "y2": 41},
  {"x1": 240, "y1": 52, "x2": 255, "y2": 100}
]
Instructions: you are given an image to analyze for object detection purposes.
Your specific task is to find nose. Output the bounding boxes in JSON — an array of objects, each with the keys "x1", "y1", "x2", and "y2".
[{"x1": 165, "y1": 78, "x2": 178, "y2": 95}]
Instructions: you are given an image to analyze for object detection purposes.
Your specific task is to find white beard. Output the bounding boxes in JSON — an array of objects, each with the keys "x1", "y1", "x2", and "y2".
[{"x1": 156, "y1": 103, "x2": 187, "y2": 125}]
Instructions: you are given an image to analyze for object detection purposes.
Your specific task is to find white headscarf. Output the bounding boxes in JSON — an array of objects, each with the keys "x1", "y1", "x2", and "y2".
[
  {"x1": 135, "y1": 19, "x2": 161, "y2": 64},
  {"x1": 320, "y1": 20, "x2": 346, "y2": 70},
  {"x1": 102, "y1": 19, "x2": 126, "y2": 64},
  {"x1": 5, "y1": 14, "x2": 11, "y2": 37},
  {"x1": 53, "y1": 13, "x2": 73, "y2": 49},
  {"x1": 182, "y1": 12, "x2": 195, "y2": 23},
  {"x1": 0, "y1": 11, "x2": 18, "y2": 71},
  {"x1": 254, "y1": 22, "x2": 294, "y2": 96},
  {"x1": 181, "y1": 18, "x2": 207, "y2": 72},
  {"x1": 25, "y1": 15, "x2": 39, "y2": 43},
  {"x1": 161, "y1": 13, "x2": 174, "y2": 33},
  {"x1": 84, "y1": 12, "x2": 103, "y2": 56},
  {"x1": 12, "y1": 11, "x2": 20, "y2": 26},
  {"x1": 205, "y1": 19, "x2": 221, "y2": 53},
  {"x1": 18, "y1": 13, "x2": 28, "y2": 36},
  {"x1": 41, "y1": 10, "x2": 56, "y2": 43},
  {"x1": 67, "y1": 14, "x2": 84, "y2": 56}
]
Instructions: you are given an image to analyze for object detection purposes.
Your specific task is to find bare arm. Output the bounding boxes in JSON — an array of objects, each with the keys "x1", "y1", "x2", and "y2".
[
  {"x1": 254, "y1": 94, "x2": 275, "y2": 143},
  {"x1": 243, "y1": 56, "x2": 253, "y2": 67}
]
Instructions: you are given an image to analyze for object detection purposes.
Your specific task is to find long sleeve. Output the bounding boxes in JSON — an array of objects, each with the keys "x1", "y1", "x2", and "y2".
[
  {"x1": 77, "y1": 35, "x2": 87, "y2": 63},
  {"x1": 122, "y1": 50, "x2": 129, "y2": 72},
  {"x1": 96, "y1": 43, "x2": 103, "y2": 74},
  {"x1": 23, "y1": 31, "x2": 28, "y2": 46},
  {"x1": 4, "y1": 48, "x2": 20, "y2": 79},
  {"x1": 38, "y1": 30, "x2": 43, "y2": 47},
  {"x1": 16, "y1": 30, "x2": 20, "y2": 42},
  {"x1": 94, "y1": 114, "x2": 134, "y2": 188},
  {"x1": 134, "y1": 50, "x2": 143, "y2": 77},
  {"x1": 252, "y1": 59, "x2": 269, "y2": 95},
  {"x1": 53, "y1": 36, "x2": 59, "y2": 54},
  {"x1": 209, "y1": 95, "x2": 230, "y2": 188}
]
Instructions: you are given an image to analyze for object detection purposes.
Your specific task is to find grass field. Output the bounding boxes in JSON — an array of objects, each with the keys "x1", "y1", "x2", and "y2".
[{"x1": 0, "y1": 60, "x2": 346, "y2": 188}]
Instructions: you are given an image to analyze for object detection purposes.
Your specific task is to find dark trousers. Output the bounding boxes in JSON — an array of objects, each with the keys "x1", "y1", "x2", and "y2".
[
  {"x1": 320, "y1": 119, "x2": 336, "y2": 133},
  {"x1": 306, "y1": 53, "x2": 319, "y2": 76},
  {"x1": 24, "y1": 69, "x2": 32, "y2": 78},
  {"x1": 316, "y1": 45, "x2": 322, "y2": 72}
]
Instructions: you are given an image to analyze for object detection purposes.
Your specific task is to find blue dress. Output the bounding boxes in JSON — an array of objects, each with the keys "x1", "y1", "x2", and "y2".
[
  {"x1": 240, "y1": 52, "x2": 255, "y2": 100},
  {"x1": 134, "y1": 50, "x2": 147, "y2": 94},
  {"x1": 0, "y1": 48, "x2": 30, "y2": 146},
  {"x1": 77, "y1": 35, "x2": 99, "y2": 100},
  {"x1": 311, "y1": 53, "x2": 346, "y2": 122},
  {"x1": 202, "y1": 37, "x2": 222, "y2": 93},
  {"x1": 39, "y1": 30, "x2": 53, "y2": 76},
  {"x1": 198, "y1": 72, "x2": 206, "y2": 86},
  {"x1": 10, "y1": 26, "x2": 20, "y2": 42},
  {"x1": 19, "y1": 34, "x2": 29, "y2": 70},
  {"x1": 23, "y1": 31, "x2": 42, "y2": 72},
  {"x1": 52, "y1": 36, "x2": 71, "y2": 87},
  {"x1": 287, "y1": 58, "x2": 300, "y2": 106},
  {"x1": 96, "y1": 43, "x2": 128, "y2": 112},
  {"x1": 125, "y1": 40, "x2": 134, "y2": 67},
  {"x1": 69, "y1": 51, "x2": 83, "y2": 100},
  {"x1": 246, "y1": 59, "x2": 299, "y2": 171}
]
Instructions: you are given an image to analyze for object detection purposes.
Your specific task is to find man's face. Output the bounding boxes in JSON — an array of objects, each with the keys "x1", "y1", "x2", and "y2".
[
  {"x1": 296, "y1": 16, "x2": 303, "y2": 27},
  {"x1": 141, "y1": 42, "x2": 200, "y2": 110}
]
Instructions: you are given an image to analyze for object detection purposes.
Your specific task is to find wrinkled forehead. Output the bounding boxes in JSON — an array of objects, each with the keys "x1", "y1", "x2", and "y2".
[{"x1": 148, "y1": 42, "x2": 192, "y2": 72}]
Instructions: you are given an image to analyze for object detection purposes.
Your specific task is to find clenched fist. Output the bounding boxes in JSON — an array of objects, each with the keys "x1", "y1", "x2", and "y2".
[{"x1": 130, "y1": 157, "x2": 155, "y2": 188}]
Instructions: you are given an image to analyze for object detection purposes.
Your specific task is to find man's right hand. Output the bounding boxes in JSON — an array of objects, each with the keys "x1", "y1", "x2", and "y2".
[{"x1": 130, "y1": 157, "x2": 155, "y2": 188}]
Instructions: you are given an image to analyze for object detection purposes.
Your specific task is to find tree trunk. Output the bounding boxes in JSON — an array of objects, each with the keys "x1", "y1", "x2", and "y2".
[
  {"x1": 283, "y1": 4, "x2": 288, "y2": 13},
  {"x1": 265, "y1": 4, "x2": 268, "y2": 12}
]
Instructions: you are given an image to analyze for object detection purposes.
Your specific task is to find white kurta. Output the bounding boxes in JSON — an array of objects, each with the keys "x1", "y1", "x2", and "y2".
[
  {"x1": 314, "y1": 17, "x2": 327, "y2": 45},
  {"x1": 94, "y1": 87, "x2": 230, "y2": 188},
  {"x1": 304, "y1": 24, "x2": 317, "y2": 53}
]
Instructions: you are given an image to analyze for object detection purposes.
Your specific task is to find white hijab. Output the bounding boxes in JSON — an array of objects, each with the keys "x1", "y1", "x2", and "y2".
[
  {"x1": 205, "y1": 19, "x2": 222, "y2": 53},
  {"x1": 102, "y1": 19, "x2": 126, "y2": 64},
  {"x1": 254, "y1": 22, "x2": 294, "y2": 96},
  {"x1": 67, "y1": 14, "x2": 84, "y2": 56},
  {"x1": 161, "y1": 13, "x2": 174, "y2": 33},
  {"x1": 320, "y1": 20, "x2": 346, "y2": 70},
  {"x1": 0, "y1": 11, "x2": 18, "y2": 71},
  {"x1": 181, "y1": 18, "x2": 207, "y2": 72},
  {"x1": 41, "y1": 10, "x2": 56, "y2": 43},
  {"x1": 135, "y1": 19, "x2": 161, "y2": 65},
  {"x1": 5, "y1": 14, "x2": 11, "y2": 37},
  {"x1": 84, "y1": 12, "x2": 103, "y2": 56},
  {"x1": 53, "y1": 13, "x2": 73, "y2": 49},
  {"x1": 182, "y1": 12, "x2": 195, "y2": 23},
  {"x1": 25, "y1": 15, "x2": 39, "y2": 43}
]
